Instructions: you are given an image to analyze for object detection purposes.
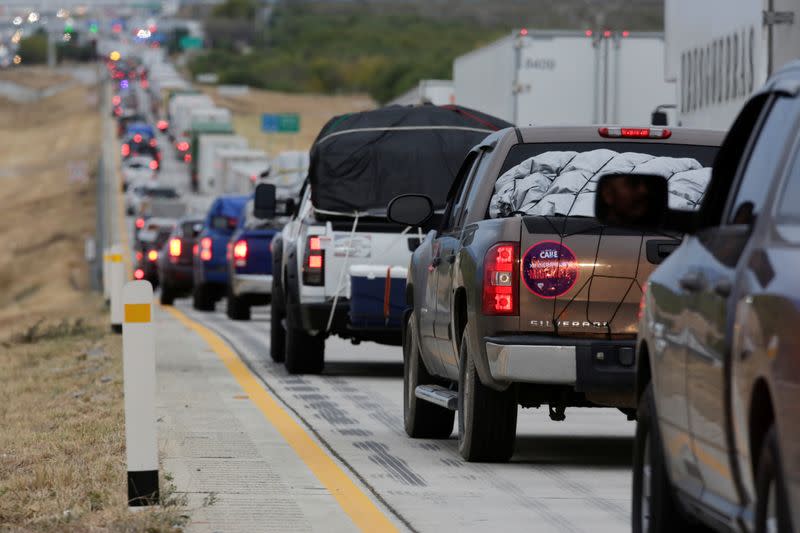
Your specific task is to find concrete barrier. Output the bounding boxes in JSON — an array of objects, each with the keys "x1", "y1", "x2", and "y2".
[{"x1": 122, "y1": 280, "x2": 160, "y2": 506}]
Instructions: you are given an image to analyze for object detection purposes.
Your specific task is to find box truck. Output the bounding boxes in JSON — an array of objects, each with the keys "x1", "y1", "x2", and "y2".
[
  {"x1": 214, "y1": 148, "x2": 270, "y2": 195},
  {"x1": 665, "y1": 0, "x2": 800, "y2": 129},
  {"x1": 453, "y1": 30, "x2": 675, "y2": 126},
  {"x1": 168, "y1": 93, "x2": 212, "y2": 142},
  {"x1": 389, "y1": 79, "x2": 454, "y2": 106},
  {"x1": 197, "y1": 134, "x2": 248, "y2": 194}
]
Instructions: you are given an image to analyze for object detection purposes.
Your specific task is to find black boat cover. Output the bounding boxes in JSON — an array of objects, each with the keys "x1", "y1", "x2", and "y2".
[{"x1": 308, "y1": 105, "x2": 513, "y2": 213}]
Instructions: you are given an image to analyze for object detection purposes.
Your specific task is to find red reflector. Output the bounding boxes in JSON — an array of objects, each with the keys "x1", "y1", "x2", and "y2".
[
  {"x1": 603, "y1": 30, "x2": 612, "y2": 37},
  {"x1": 169, "y1": 238, "x2": 181, "y2": 257},
  {"x1": 134, "y1": 268, "x2": 144, "y2": 280},
  {"x1": 121, "y1": 144, "x2": 130, "y2": 156},
  {"x1": 147, "y1": 250, "x2": 158, "y2": 261},
  {"x1": 149, "y1": 160, "x2": 158, "y2": 170},
  {"x1": 309, "y1": 236, "x2": 322, "y2": 251},
  {"x1": 133, "y1": 134, "x2": 142, "y2": 143},
  {"x1": 598, "y1": 127, "x2": 672, "y2": 139},
  {"x1": 136, "y1": 251, "x2": 143, "y2": 261},
  {"x1": 135, "y1": 217, "x2": 145, "y2": 229},
  {"x1": 308, "y1": 255, "x2": 323, "y2": 269},
  {"x1": 622, "y1": 30, "x2": 630, "y2": 38},
  {"x1": 585, "y1": 29, "x2": 593, "y2": 37}
]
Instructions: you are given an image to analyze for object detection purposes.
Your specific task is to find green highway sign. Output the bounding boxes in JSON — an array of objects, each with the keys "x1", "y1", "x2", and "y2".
[
  {"x1": 179, "y1": 36, "x2": 203, "y2": 51},
  {"x1": 262, "y1": 113, "x2": 300, "y2": 133}
]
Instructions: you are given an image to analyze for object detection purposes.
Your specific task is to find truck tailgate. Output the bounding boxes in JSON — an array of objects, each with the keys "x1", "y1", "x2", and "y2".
[{"x1": 518, "y1": 216, "x2": 675, "y2": 336}]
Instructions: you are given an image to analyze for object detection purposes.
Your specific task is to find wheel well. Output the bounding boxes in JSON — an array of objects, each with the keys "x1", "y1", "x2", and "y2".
[
  {"x1": 453, "y1": 287, "x2": 467, "y2": 350},
  {"x1": 748, "y1": 379, "x2": 774, "y2": 480},
  {"x1": 636, "y1": 341, "x2": 652, "y2": 403}
]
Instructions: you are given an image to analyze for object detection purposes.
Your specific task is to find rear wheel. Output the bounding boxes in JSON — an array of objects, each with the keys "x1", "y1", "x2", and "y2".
[
  {"x1": 457, "y1": 328, "x2": 517, "y2": 462},
  {"x1": 403, "y1": 313, "x2": 455, "y2": 438},
  {"x1": 284, "y1": 321, "x2": 325, "y2": 375},
  {"x1": 269, "y1": 291, "x2": 285, "y2": 363},
  {"x1": 755, "y1": 425, "x2": 792, "y2": 533},
  {"x1": 160, "y1": 285, "x2": 176, "y2": 306},
  {"x1": 633, "y1": 383, "x2": 702, "y2": 533},
  {"x1": 192, "y1": 283, "x2": 215, "y2": 312},
  {"x1": 226, "y1": 290, "x2": 251, "y2": 321}
]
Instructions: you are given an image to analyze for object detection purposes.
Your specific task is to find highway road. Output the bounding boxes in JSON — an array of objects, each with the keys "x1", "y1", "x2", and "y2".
[{"x1": 123, "y1": 84, "x2": 637, "y2": 533}]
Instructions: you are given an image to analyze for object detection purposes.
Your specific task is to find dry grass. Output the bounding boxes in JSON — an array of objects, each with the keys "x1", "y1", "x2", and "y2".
[
  {"x1": 0, "y1": 68, "x2": 186, "y2": 532},
  {"x1": 203, "y1": 86, "x2": 375, "y2": 156},
  {"x1": 0, "y1": 67, "x2": 72, "y2": 90}
]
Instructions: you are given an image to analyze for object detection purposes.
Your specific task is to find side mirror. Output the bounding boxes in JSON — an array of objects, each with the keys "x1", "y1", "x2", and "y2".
[
  {"x1": 387, "y1": 194, "x2": 434, "y2": 227},
  {"x1": 283, "y1": 198, "x2": 296, "y2": 216},
  {"x1": 595, "y1": 173, "x2": 668, "y2": 229},
  {"x1": 254, "y1": 183, "x2": 277, "y2": 219},
  {"x1": 651, "y1": 110, "x2": 668, "y2": 126}
]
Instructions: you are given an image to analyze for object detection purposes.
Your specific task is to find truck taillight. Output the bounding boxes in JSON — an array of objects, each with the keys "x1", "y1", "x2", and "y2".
[
  {"x1": 169, "y1": 238, "x2": 181, "y2": 257},
  {"x1": 121, "y1": 143, "x2": 130, "y2": 156},
  {"x1": 598, "y1": 127, "x2": 672, "y2": 139},
  {"x1": 200, "y1": 237, "x2": 212, "y2": 261},
  {"x1": 482, "y1": 243, "x2": 519, "y2": 316},
  {"x1": 233, "y1": 239, "x2": 248, "y2": 267},
  {"x1": 149, "y1": 159, "x2": 158, "y2": 170},
  {"x1": 147, "y1": 249, "x2": 158, "y2": 262},
  {"x1": 303, "y1": 235, "x2": 324, "y2": 286},
  {"x1": 157, "y1": 120, "x2": 168, "y2": 131},
  {"x1": 134, "y1": 268, "x2": 144, "y2": 280},
  {"x1": 135, "y1": 217, "x2": 145, "y2": 229}
]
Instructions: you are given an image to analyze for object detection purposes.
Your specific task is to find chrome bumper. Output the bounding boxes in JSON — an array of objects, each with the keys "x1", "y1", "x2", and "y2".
[
  {"x1": 485, "y1": 342, "x2": 576, "y2": 384},
  {"x1": 232, "y1": 274, "x2": 272, "y2": 296}
]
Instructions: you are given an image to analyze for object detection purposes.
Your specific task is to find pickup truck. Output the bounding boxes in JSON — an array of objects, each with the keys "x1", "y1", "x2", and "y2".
[
  {"x1": 225, "y1": 198, "x2": 277, "y2": 320},
  {"x1": 192, "y1": 195, "x2": 249, "y2": 311},
  {"x1": 267, "y1": 105, "x2": 511, "y2": 374},
  {"x1": 387, "y1": 125, "x2": 723, "y2": 462},
  {"x1": 600, "y1": 62, "x2": 800, "y2": 533}
]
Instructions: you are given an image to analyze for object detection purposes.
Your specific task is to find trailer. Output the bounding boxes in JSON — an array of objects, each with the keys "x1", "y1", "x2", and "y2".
[
  {"x1": 665, "y1": 0, "x2": 800, "y2": 129},
  {"x1": 453, "y1": 30, "x2": 675, "y2": 126},
  {"x1": 213, "y1": 148, "x2": 270, "y2": 196},
  {"x1": 197, "y1": 134, "x2": 248, "y2": 194},
  {"x1": 388, "y1": 79, "x2": 454, "y2": 106},
  {"x1": 168, "y1": 93, "x2": 212, "y2": 141}
]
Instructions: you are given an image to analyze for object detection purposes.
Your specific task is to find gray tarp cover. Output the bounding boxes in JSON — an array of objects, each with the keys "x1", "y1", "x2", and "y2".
[{"x1": 489, "y1": 149, "x2": 711, "y2": 218}]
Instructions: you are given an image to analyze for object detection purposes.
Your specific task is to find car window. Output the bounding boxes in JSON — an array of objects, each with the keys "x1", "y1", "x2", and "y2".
[
  {"x1": 451, "y1": 152, "x2": 484, "y2": 230},
  {"x1": 776, "y1": 146, "x2": 800, "y2": 224},
  {"x1": 439, "y1": 152, "x2": 479, "y2": 232},
  {"x1": 725, "y1": 97, "x2": 800, "y2": 226}
]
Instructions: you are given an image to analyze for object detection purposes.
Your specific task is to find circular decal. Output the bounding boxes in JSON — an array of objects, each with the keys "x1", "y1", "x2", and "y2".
[{"x1": 521, "y1": 240, "x2": 579, "y2": 299}]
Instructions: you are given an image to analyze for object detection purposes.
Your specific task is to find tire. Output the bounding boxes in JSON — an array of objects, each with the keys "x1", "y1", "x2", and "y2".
[
  {"x1": 192, "y1": 283, "x2": 215, "y2": 312},
  {"x1": 160, "y1": 285, "x2": 176, "y2": 306},
  {"x1": 632, "y1": 383, "x2": 703, "y2": 533},
  {"x1": 226, "y1": 291, "x2": 251, "y2": 321},
  {"x1": 457, "y1": 328, "x2": 517, "y2": 462},
  {"x1": 284, "y1": 318, "x2": 325, "y2": 375},
  {"x1": 755, "y1": 425, "x2": 792, "y2": 533},
  {"x1": 403, "y1": 313, "x2": 454, "y2": 438},
  {"x1": 270, "y1": 292, "x2": 285, "y2": 363}
]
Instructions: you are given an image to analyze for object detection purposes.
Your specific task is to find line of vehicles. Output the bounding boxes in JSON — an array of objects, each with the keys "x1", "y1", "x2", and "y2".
[{"x1": 110, "y1": 12, "x2": 800, "y2": 532}]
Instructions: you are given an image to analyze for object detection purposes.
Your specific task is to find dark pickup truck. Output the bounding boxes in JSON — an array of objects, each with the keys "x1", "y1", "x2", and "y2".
[{"x1": 388, "y1": 125, "x2": 723, "y2": 462}]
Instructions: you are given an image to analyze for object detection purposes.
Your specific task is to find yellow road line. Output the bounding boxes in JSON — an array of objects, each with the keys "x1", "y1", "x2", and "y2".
[{"x1": 161, "y1": 304, "x2": 400, "y2": 533}]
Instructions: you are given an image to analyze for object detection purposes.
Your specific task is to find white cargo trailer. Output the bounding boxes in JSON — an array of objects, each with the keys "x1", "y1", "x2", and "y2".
[
  {"x1": 197, "y1": 134, "x2": 248, "y2": 194},
  {"x1": 389, "y1": 80, "x2": 455, "y2": 106},
  {"x1": 665, "y1": 0, "x2": 800, "y2": 129},
  {"x1": 214, "y1": 149, "x2": 270, "y2": 195},
  {"x1": 453, "y1": 30, "x2": 675, "y2": 126},
  {"x1": 189, "y1": 107, "x2": 231, "y2": 130},
  {"x1": 168, "y1": 93, "x2": 213, "y2": 139}
]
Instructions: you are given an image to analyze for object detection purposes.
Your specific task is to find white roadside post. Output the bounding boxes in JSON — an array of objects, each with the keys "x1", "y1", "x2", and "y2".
[
  {"x1": 122, "y1": 280, "x2": 160, "y2": 507},
  {"x1": 109, "y1": 244, "x2": 124, "y2": 333},
  {"x1": 102, "y1": 247, "x2": 111, "y2": 303}
]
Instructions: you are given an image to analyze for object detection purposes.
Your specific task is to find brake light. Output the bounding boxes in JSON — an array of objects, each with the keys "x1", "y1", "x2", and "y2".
[
  {"x1": 303, "y1": 235, "x2": 325, "y2": 285},
  {"x1": 149, "y1": 160, "x2": 158, "y2": 170},
  {"x1": 134, "y1": 268, "x2": 144, "y2": 280},
  {"x1": 176, "y1": 141, "x2": 189, "y2": 152},
  {"x1": 112, "y1": 95, "x2": 121, "y2": 106},
  {"x1": 121, "y1": 144, "x2": 130, "y2": 156},
  {"x1": 149, "y1": 138, "x2": 157, "y2": 148},
  {"x1": 233, "y1": 239, "x2": 248, "y2": 267},
  {"x1": 482, "y1": 243, "x2": 519, "y2": 315},
  {"x1": 184, "y1": 153, "x2": 192, "y2": 163},
  {"x1": 200, "y1": 237, "x2": 212, "y2": 261},
  {"x1": 169, "y1": 238, "x2": 181, "y2": 257},
  {"x1": 135, "y1": 217, "x2": 145, "y2": 229},
  {"x1": 157, "y1": 120, "x2": 168, "y2": 131},
  {"x1": 133, "y1": 134, "x2": 142, "y2": 143},
  {"x1": 147, "y1": 250, "x2": 158, "y2": 262},
  {"x1": 598, "y1": 127, "x2": 672, "y2": 139},
  {"x1": 136, "y1": 251, "x2": 143, "y2": 261}
]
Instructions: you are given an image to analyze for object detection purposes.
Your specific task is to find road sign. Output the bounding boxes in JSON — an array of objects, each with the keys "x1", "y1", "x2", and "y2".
[
  {"x1": 261, "y1": 113, "x2": 300, "y2": 133},
  {"x1": 179, "y1": 36, "x2": 203, "y2": 51}
]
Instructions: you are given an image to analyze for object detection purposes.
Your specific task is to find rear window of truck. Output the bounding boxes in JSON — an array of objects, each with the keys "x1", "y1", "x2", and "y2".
[{"x1": 499, "y1": 142, "x2": 718, "y2": 175}]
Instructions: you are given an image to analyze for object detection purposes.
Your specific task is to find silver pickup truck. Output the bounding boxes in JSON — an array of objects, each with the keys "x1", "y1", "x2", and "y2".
[{"x1": 388, "y1": 125, "x2": 723, "y2": 462}]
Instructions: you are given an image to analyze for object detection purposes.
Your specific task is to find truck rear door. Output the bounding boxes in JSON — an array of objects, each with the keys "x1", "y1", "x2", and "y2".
[{"x1": 517, "y1": 217, "x2": 672, "y2": 337}]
